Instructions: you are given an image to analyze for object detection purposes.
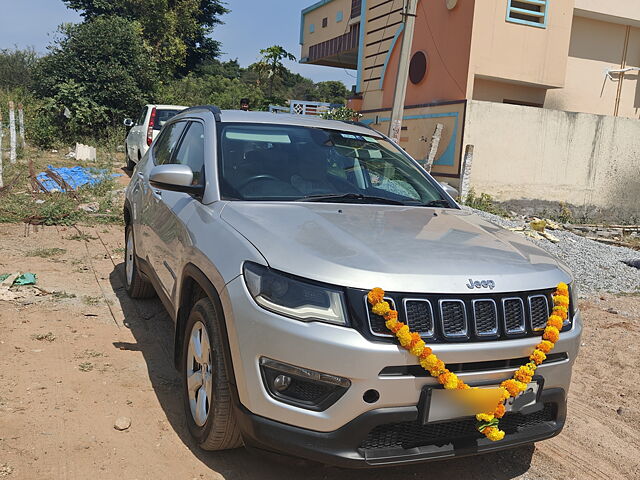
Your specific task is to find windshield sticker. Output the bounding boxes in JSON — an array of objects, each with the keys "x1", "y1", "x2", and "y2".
[{"x1": 225, "y1": 131, "x2": 291, "y2": 143}]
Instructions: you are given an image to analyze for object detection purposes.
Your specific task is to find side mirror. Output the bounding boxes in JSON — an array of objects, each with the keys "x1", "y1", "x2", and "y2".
[
  {"x1": 149, "y1": 164, "x2": 203, "y2": 196},
  {"x1": 123, "y1": 118, "x2": 134, "y2": 127},
  {"x1": 439, "y1": 181, "x2": 459, "y2": 199}
]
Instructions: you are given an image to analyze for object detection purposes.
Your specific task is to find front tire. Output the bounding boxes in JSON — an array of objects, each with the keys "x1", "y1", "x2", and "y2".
[
  {"x1": 182, "y1": 297, "x2": 242, "y2": 451},
  {"x1": 124, "y1": 224, "x2": 155, "y2": 298}
]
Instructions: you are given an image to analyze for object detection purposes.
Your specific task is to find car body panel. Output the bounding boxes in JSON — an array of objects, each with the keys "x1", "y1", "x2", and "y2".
[{"x1": 220, "y1": 202, "x2": 570, "y2": 294}]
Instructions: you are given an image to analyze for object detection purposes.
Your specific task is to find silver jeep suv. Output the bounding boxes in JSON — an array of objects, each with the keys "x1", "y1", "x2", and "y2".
[{"x1": 123, "y1": 106, "x2": 581, "y2": 467}]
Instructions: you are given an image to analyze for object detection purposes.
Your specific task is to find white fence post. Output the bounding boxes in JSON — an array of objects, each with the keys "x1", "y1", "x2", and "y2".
[
  {"x1": 18, "y1": 103, "x2": 25, "y2": 148},
  {"x1": 423, "y1": 123, "x2": 444, "y2": 173},
  {"x1": 459, "y1": 144, "x2": 474, "y2": 200},
  {"x1": 9, "y1": 101, "x2": 17, "y2": 164},
  {"x1": 0, "y1": 112, "x2": 4, "y2": 189}
]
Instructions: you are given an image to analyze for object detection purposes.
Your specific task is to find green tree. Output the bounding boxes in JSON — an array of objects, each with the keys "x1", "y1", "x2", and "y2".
[
  {"x1": 0, "y1": 47, "x2": 38, "y2": 89},
  {"x1": 158, "y1": 74, "x2": 265, "y2": 110},
  {"x1": 32, "y1": 16, "x2": 156, "y2": 141},
  {"x1": 255, "y1": 46, "x2": 297, "y2": 98},
  {"x1": 314, "y1": 80, "x2": 350, "y2": 105},
  {"x1": 62, "y1": 0, "x2": 228, "y2": 75}
]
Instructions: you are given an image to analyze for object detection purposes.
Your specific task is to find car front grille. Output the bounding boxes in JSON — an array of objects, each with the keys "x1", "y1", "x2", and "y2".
[
  {"x1": 363, "y1": 288, "x2": 562, "y2": 342},
  {"x1": 360, "y1": 403, "x2": 557, "y2": 451}
]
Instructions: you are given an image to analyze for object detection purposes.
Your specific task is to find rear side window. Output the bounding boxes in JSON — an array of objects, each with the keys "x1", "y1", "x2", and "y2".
[
  {"x1": 154, "y1": 109, "x2": 182, "y2": 130},
  {"x1": 173, "y1": 122, "x2": 205, "y2": 184},
  {"x1": 153, "y1": 121, "x2": 187, "y2": 165},
  {"x1": 136, "y1": 107, "x2": 148, "y2": 125}
]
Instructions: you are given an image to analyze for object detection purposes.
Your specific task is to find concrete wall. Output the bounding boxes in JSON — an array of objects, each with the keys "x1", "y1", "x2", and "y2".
[{"x1": 463, "y1": 100, "x2": 640, "y2": 220}]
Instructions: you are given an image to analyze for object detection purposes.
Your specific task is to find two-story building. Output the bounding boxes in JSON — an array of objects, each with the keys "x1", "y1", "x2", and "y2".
[{"x1": 300, "y1": 0, "x2": 640, "y2": 208}]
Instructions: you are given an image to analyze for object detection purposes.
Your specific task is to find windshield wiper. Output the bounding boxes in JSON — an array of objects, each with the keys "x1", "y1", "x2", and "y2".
[
  {"x1": 298, "y1": 193, "x2": 407, "y2": 205},
  {"x1": 422, "y1": 199, "x2": 453, "y2": 208}
]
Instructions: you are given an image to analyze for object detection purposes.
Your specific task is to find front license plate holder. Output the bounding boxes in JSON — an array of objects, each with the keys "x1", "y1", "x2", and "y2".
[{"x1": 417, "y1": 375, "x2": 544, "y2": 425}]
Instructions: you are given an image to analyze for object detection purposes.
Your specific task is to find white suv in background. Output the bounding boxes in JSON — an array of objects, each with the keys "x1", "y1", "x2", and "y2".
[{"x1": 124, "y1": 104, "x2": 187, "y2": 169}]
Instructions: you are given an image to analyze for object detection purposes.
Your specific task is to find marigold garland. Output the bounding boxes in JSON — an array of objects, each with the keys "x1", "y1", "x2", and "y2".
[{"x1": 367, "y1": 282, "x2": 569, "y2": 442}]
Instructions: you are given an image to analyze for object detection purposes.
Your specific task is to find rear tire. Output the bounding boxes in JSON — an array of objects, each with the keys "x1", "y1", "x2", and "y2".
[
  {"x1": 182, "y1": 297, "x2": 243, "y2": 451},
  {"x1": 125, "y1": 145, "x2": 135, "y2": 170},
  {"x1": 124, "y1": 224, "x2": 155, "y2": 298}
]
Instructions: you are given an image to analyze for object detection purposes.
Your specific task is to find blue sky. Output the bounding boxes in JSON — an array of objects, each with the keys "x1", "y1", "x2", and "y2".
[{"x1": 0, "y1": 0, "x2": 356, "y2": 87}]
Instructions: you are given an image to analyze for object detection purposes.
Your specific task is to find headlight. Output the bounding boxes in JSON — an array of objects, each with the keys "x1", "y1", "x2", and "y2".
[
  {"x1": 243, "y1": 262, "x2": 347, "y2": 325},
  {"x1": 569, "y1": 282, "x2": 579, "y2": 319}
]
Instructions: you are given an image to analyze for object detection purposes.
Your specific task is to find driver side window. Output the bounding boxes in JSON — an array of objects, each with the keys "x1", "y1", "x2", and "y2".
[
  {"x1": 173, "y1": 122, "x2": 205, "y2": 185},
  {"x1": 153, "y1": 121, "x2": 187, "y2": 165}
]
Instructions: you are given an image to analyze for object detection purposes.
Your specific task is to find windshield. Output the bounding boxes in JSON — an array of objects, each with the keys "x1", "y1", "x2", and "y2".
[{"x1": 217, "y1": 123, "x2": 453, "y2": 207}]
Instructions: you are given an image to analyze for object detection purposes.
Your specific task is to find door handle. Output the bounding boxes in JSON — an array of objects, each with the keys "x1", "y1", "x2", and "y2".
[{"x1": 152, "y1": 189, "x2": 162, "y2": 198}]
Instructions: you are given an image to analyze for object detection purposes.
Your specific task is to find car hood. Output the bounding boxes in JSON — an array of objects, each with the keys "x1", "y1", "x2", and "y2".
[{"x1": 220, "y1": 202, "x2": 570, "y2": 294}]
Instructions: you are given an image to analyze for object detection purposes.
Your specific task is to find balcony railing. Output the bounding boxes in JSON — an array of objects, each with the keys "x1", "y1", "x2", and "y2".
[{"x1": 308, "y1": 22, "x2": 360, "y2": 67}]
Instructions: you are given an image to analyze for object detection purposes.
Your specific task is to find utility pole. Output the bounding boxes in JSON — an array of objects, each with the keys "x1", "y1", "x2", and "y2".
[{"x1": 388, "y1": 0, "x2": 419, "y2": 143}]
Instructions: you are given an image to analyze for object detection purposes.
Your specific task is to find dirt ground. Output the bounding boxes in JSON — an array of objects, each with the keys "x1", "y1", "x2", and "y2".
[{"x1": 0, "y1": 221, "x2": 639, "y2": 479}]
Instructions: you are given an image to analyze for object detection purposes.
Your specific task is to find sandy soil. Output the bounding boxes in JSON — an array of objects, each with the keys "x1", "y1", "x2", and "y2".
[{"x1": 0, "y1": 221, "x2": 638, "y2": 479}]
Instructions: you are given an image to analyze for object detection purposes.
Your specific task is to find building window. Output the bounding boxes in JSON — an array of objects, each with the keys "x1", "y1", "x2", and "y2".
[
  {"x1": 336, "y1": 10, "x2": 343, "y2": 23},
  {"x1": 506, "y1": 0, "x2": 548, "y2": 28},
  {"x1": 309, "y1": 23, "x2": 315, "y2": 33},
  {"x1": 322, "y1": 17, "x2": 328, "y2": 28}
]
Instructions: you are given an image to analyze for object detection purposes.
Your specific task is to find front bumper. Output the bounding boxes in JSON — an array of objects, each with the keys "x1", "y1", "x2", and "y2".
[
  {"x1": 234, "y1": 388, "x2": 566, "y2": 468},
  {"x1": 220, "y1": 275, "x2": 581, "y2": 465}
]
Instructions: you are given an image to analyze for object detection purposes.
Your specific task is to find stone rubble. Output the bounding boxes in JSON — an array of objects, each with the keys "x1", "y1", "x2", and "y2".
[{"x1": 463, "y1": 206, "x2": 640, "y2": 295}]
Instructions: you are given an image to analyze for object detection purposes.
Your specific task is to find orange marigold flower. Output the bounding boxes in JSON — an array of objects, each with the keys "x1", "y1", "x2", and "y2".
[
  {"x1": 554, "y1": 295, "x2": 569, "y2": 308},
  {"x1": 409, "y1": 340, "x2": 426, "y2": 357},
  {"x1": 444, "y1": 372, "x2": 459, "y2": 390},
  {"x1": 556, "y1": 282, "x2": 569, "y2": 295},
  {"x1": 530, "y1": 349, "x2": 547, "y2": 365},
  {"x1": 543, "y1": 325, "x2": 560, "y2": 343},
  {"x1": 385, "y1": 317, "x2": 399, "y2": 331},
  {"x1": 536, "y1": 340, "x2": 554, "y2": 353},
  {"x1": 514, "y1": 370, "x2": 532, "y2": 384},
  {"x1": 408, "y1": 332, "x2": 421, "y2": 346},
  {"x1": 502, "y1": 379, "x2": 519, "y2": 397},
  {"x1": 391, "y1": 321, "x2": 405, "y2": 333},
  {"x1": 547, "y1": 315, "x2": 563, "y2": 330},
  {"x1": 421, "y1": 354, "x2": 439, "y2": 370},
  {"x1": 494, "y1": 403, "x2": 506, "y2": 418},
  {"x1": 419, "y1": 346, "x2": 433, "y2": 359},
  {"x1": 515, "y1": 380, "x2": 528, "y2": 392},
  {"x1": 397, "y1": 327, "x2": 412, "y2": 347},
  {"x1": 431, "y1": 360, "x2": 446, "y2": 376},
  {"x1": 372, "y1": 301, "x2": 391, "y2": 316},
  {"x1": 476, "y1": 413, "x2": 494, "y2": 422},
  {"x1": 367, "y1": 288, "x2": 385, "y2": 305},
  {"x1": 484, "y1": 427, "x2": 505, "y2": 442},
  {"x1": 499, "y1": 387, "x2": 510, "y2": 401},
  {"x1": 457, "y1": 379, "x2": 469, "y2": 390},
  {"x1": 384, "y1": 309, "x2": 398, "y2": 321}
]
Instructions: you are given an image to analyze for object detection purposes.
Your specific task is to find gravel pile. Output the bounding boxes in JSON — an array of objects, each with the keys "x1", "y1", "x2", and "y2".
[{"x1": 462, "y1": 206, "x2": 640, "y2": 295}]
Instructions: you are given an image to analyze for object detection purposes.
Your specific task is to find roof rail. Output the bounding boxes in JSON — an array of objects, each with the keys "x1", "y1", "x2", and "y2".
[{"x1": 180, "y1": 105, "x2": 222, "y2": 121}]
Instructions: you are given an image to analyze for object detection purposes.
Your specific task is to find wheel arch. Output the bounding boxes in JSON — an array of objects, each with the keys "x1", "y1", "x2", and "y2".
[{"x1": 175, "y1": 264, "x2": 237, "y2": 389}]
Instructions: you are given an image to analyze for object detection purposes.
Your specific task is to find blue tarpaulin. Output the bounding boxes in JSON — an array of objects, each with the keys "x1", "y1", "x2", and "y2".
[{"x1": 36, "y1": 166, "x2": 120, "y2": 192}]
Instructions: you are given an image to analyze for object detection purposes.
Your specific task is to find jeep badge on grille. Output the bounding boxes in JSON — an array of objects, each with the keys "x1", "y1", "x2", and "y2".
[{"x1": 466, "y1": 279, "x2": 496, "y2": 290}]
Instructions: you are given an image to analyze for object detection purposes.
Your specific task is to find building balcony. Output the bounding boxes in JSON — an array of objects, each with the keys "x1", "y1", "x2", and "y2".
[{"x1": 300, "y1": 0, "x2": 361, "y2": 70}]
